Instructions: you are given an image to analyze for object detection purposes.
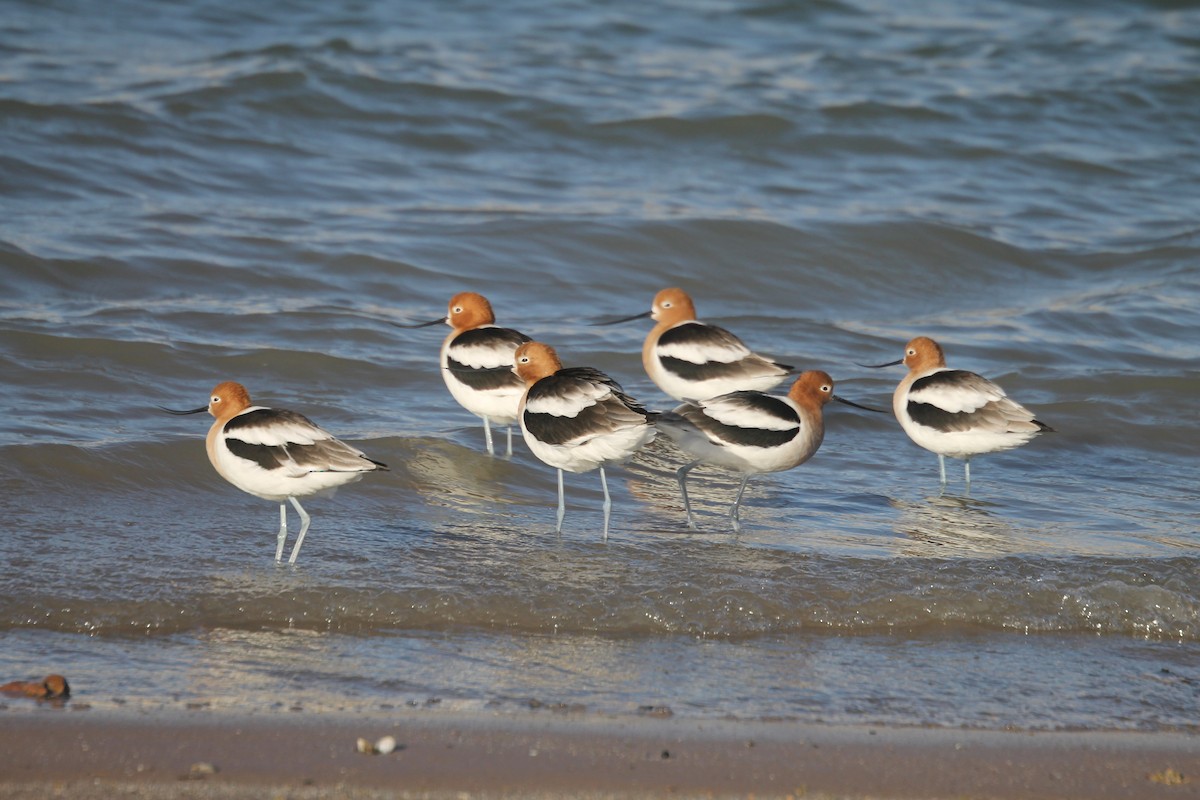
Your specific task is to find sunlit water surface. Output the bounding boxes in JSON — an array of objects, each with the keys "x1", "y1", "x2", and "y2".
[{"x1": 2, "y1": 0, "x2": 1198, "y2": 732}]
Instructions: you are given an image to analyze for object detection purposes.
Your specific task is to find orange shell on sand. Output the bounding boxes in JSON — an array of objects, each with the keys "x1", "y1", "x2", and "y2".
[{"x1": 0, "y1": 674, "x2": 70, "y2": 699}]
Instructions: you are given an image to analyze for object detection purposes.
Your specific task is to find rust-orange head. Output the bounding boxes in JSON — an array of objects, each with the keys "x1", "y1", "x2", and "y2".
[
  {"x1": 650, "y1": 287, "x2": 697, "y2": 326},
  {"x1": 446, "y1": 291, "x2": 496, "y2": 330},
  {"x1": 513, "y1": 341, "x2": 563, "y2": 384}
]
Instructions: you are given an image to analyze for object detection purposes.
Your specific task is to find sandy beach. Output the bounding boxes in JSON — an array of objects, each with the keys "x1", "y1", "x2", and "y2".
[{"x1": 1, "y1": 711, "x2": 1196, "y2": 799}]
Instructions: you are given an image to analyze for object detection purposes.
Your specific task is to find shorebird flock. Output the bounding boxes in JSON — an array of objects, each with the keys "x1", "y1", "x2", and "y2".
[{"x1": 163, "y1": 288, "x2": 1054, "y2": 562}]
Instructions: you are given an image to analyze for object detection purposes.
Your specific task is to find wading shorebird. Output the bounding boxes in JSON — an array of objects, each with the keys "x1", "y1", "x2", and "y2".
[
  {"x1": 863, "y1": 336, "x2": 1053, "y2": 487},
  {"x1": 594, "y1": 287, "x2": 791, "y2": 401},
  {"x1": 513, "y1": 342, "x2": 657, "y2": 539},
  {"x1": 162, "y1": 382, "x2": 387, "y2": 564},
  {"x1": 658, "y1": 371, "x2": 879, "y2": 532},
  {"x1": 397, "y1": 292, "x2": 532, "y2": 457}
]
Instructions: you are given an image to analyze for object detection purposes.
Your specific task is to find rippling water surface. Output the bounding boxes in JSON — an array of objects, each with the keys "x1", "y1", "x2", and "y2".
[{"x1": 2, "y1": 0, "x2": 1199, "y2": 731}]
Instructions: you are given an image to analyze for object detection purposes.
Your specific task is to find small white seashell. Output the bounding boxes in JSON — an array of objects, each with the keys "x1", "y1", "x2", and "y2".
[
  {"x1": 356, "y1": 737, "x2": 375, "y2": 754},
  {"x1": 375, "y1": 735, "x2": 397, "y2": 755}
]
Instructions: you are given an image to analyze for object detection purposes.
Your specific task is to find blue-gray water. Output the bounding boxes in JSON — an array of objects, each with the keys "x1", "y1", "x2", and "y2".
[{"x1": 2, "y1": 0, "x2": 1198, "y2": 732}]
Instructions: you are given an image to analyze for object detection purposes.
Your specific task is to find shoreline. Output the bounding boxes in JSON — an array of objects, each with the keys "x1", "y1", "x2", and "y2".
[{"x1": 1, "y1": 709, "x2": 1196, "y2": 799}]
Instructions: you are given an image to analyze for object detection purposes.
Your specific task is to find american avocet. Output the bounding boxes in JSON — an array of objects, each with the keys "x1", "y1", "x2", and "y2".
[
  {"x1": 659, "y1": 371, "x2": 877, "y2": 532},
  {"x1": 513, "y1": 342, "x2": 657, "y2": 539},
  {"x1": 863, "y1": 336, "x2": 1053, "y2": 487},
  {"x1": 595, "y1": 287, "x2": 791, "y2": 401},
  {"x1": 161, "y1": 382, "x2": 387, "y2": 564},
  {"x1": 396, "y1": 292, "x2": 532, "y2": 457}
]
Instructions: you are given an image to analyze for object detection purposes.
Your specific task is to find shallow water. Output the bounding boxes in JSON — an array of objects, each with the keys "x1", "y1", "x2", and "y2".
[{"x1": 2, "y1": 0, "x2": 1199, "y2": 732}]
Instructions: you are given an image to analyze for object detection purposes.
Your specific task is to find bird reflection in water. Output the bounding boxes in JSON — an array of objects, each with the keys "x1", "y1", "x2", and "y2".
[{"x1": 890, "y1": 493, "x2": 1018, "y2": 556}]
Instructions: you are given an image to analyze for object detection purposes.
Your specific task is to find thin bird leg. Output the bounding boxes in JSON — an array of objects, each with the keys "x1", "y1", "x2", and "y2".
[
  {"x1": 676, "y1": 461, "x2": 700, "y2": 530},
  {"x1": 964, "y1": 459, "x2": 972, "y2": 487},
  {"x1": 937, "y1": 454, "x2": 948, "y2": 487},
  {"x1": 482, "y1": 417, "x2": 496, "y2": 456},
  {"x1": 504, "y1": 425, "x2": 514, "y2": 458},
  {"x1": 275, "y1": 502, "x2": 288, "y2": 562},
  {"x1": 555, "y1": 469, "x2": 566, "y2": 533},
  {"x1": 287, "y1": 496, "x2": 311, "y2": 565},
  {"x1": 730, "y1": 474, "x2": 751, "y2": 534},
  {"x1": 599, "y1": 467, "x2": 612, "y2": 542}
]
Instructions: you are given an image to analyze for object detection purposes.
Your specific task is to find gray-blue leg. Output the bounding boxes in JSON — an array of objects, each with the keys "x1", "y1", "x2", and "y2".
[
  {"x1": 275, "y1": 502, "x2": 288, "y2": 562},
  {"x1": 504, "y1": 425, "x2": 514, "y2": 458},
  {"x1": 730, "y1": 474, "x2": 751, "y2": 533},
  {"x1": 599, "y1": 467, "x2": 612, "y2": 541},
  {"x1": 937, "y1": 454, "x2": 948, "y2": 486},
  {"x1": 676, "y1": 461, "x2": 700, "y2": 529},
  {"x1": 964, "y1": 459, "x2": 972, "y2": 487},
  {"x1": 555, "y1": 469, "x2": 566, "y2": 533},
  {"x1": 482, "y1": 417, "x2": 495, "y2": 456},
  {"x1": 287, "y1": 496, "x2": 311, "y2": 564}
]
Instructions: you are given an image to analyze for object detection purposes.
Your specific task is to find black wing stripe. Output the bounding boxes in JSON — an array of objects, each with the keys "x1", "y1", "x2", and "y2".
[
  {"x1": 447, "y1": 356, "x2": 525, "y2": 391},
  {"x1": 660, "y1": 355, "x2": 752, "y2": 383},
  {"x1": 453, "y1": 326, "x2": 532, "y2": 349},
  {"x1": 702, "y1": 420, "x2": 798, "y2": 448},
  {"x1": 224, "y1": 407, "x2": 316, "y2": 433},
  {"x1": 910, "y1": 369, "x2": 976, "y2": 393},
  {"x1": 226, "y1": 438, "x2": 287, "y2": 471},
  {"x1": 907, "y1": 401, "x2": 977, "y2": 432},
  {"x1": 658, "y1": 321, "x2": 742, "y2": 349}
]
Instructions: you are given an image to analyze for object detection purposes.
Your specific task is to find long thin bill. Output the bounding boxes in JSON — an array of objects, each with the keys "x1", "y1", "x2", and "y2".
[
  {"x1": 833, "y1": 395, "x2": 889, "y2": 413},
  {"x1": 157, "y1": 405, "x2": 208, "y2": 415},
  {"x1": 590, "y1": 310, "x2": 652, "y2": 326},
  {"x1": 390, "y1": 316, "x2": 447, "y2": 329}
]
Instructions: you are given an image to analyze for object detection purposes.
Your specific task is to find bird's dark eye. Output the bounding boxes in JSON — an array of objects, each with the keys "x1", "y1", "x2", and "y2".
[
  {"x1": 662, "y1": 301, "x2": 672, "y2": 308},
  {"x1": 821, "y1": 385, "x2": 831, "y2": 393},
  {"x1": 453, "y1": 306, "x2": 463, "y2": 314},
  {"x1": 211, "y1": 396, "x2": 220, "y2": 403}
]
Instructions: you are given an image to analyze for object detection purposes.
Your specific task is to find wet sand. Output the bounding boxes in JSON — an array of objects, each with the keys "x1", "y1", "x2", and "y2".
[{"x1": 1, "y1": 711, "x2": 1196, "y2": 799}]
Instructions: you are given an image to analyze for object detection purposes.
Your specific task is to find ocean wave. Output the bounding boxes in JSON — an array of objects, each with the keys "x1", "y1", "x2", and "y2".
[{"x1": 3, "y1": 546, "x2": 1197, "y2": 642}]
